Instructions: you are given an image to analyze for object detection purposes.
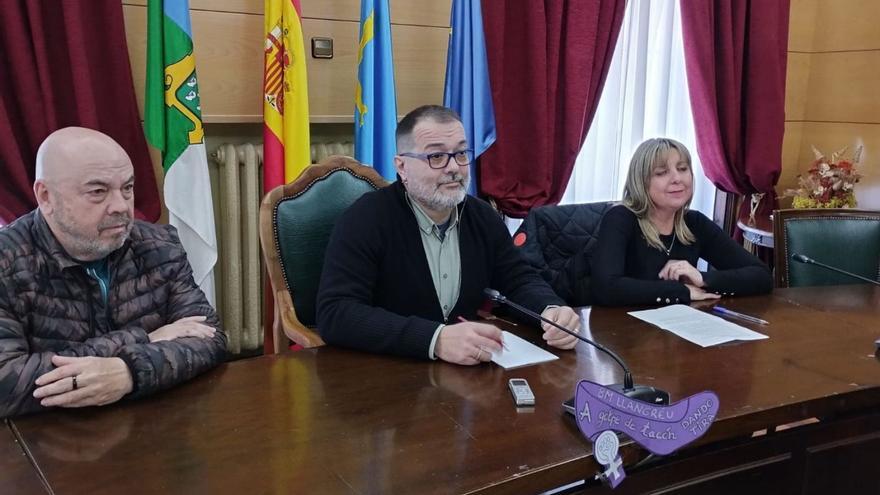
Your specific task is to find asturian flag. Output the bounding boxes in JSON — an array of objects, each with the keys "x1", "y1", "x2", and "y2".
[{"x1": 354, "y1": 0, "x2": 398, "y2": 181}]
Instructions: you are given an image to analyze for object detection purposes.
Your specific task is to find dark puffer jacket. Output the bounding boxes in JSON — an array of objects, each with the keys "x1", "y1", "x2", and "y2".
[
  {"x1": 513, "y1": 202, "x2": 615, "y2": 306},
  {"x1": 0, "y1": 209, "x2": 227, "y2": 417}
]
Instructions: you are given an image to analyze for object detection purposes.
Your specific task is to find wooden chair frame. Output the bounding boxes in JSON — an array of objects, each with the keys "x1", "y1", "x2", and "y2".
[{"x1": 258, "y1": 156, "x2": 388, "y2": 353}]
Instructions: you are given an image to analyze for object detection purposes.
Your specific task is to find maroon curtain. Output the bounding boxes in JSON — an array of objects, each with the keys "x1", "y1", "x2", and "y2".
[
  {"x1": 0, "y1": 0, "x2": 160, "y2": 224},
  {"x1": 479, "y1": 0, "x2": 626, "y2": 217},
  {"x1": 680, "y1": 0, "x2": 790, "y2": 220}
]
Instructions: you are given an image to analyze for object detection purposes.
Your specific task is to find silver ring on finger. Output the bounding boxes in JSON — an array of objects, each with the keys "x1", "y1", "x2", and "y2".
[{"x1": 475, "y1": 348, "x2": 483, "y2": 361}]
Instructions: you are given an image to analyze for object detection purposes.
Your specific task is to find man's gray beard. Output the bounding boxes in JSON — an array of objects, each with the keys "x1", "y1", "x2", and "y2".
[
  {"x1": 407, "y1": 173, "x2": 470, "y2": 211},
  {"x1": 53, "y1": 207, "x2": 131, "y2": 260}
]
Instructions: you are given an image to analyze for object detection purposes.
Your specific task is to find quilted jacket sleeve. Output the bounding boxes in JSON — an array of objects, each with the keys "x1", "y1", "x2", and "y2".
[
  {"x1": 0, "y1": 323, "x2": 156, "y2": 417},
  {"x1": 0, "y1": 268, "x2": 157, "y2": 417},
  {"x1": 0, "y1": 285, "x2": 60, "y2": 417},
  {"x1": 514, "y1": 203, "x2": 614, "y2": 306},
  {"x1": 114, "y1": 230, "x2": 227, "y2": 399}
]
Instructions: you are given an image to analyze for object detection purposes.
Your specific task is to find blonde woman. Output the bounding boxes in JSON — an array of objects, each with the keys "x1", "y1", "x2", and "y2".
[{"x1": 590, "y1": 138, "x2": 772, "y2": 306}]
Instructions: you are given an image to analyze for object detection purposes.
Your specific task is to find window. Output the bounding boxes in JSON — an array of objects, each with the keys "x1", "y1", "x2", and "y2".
[{"x1": 561, "y1": 0, "x2": 716, "y2": 217}]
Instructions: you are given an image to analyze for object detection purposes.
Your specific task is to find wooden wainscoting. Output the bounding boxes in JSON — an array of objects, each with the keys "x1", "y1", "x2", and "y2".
[{"x1": 122, "y1": 0, "x2": 451, "y2": 123}]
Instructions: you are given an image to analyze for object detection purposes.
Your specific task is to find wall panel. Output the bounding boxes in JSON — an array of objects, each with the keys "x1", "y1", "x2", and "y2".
[
  {"x1": 787, "y1": 0, "x2": 817, "y2": 52},
  {"x1": 124, "y1": 5, "x2": 264, "y2": 122},
  {"x1": 780, "y1": 121, "x2": 804, "y2": 194},
  {"x1": 122, "y1": 0, "x2": 449, "y2": 123},
  {"x1": 124, "y1": 0, "x2": 261, "y2": 15},
  {"x1": 302, "y1": 0, "x2": 451, "y2": 27},
  {"x1": 392, "y1": 24, "x2": 449, "y2": 115},
  {"x1": 803, "y1": 51, "x2": 880, "y2": 124},
  {"x1": 811, "y1": 0, "x2": 880, "y2": 52},
  {"x1": 780, "y1": 0, "x2": 879, "y2": 206},
  {"x1": 784, "y1": 53, "x2": 811, "y2": 122},
  {"x1": 302, "y1": 19, "x2": 359, "y2": 121}
]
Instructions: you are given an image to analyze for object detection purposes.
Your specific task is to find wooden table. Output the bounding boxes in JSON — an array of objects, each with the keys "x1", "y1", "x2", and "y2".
[
  {"x1": 774, "y1": 283, "x2": 880, "y2": 319},
  {"x1": 2, "y1": 420, "x2": 47, "y2": 494},
  {"x1": 8, "y1": 286, "x2": 880, "y2": 494}
]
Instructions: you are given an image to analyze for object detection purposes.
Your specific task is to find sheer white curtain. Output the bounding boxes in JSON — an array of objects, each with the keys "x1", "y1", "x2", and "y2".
[{"x1": 560, "y1": 0, "x2": 715, "y2": 216}]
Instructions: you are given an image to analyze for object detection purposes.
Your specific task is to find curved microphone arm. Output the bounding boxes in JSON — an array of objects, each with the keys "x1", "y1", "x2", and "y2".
[
  {"x1": 483, "y1": 288, "x2": 634, "y2": 390},
  {"x1": 792, "y1": 253, "x2": 880, "y2": 286}
]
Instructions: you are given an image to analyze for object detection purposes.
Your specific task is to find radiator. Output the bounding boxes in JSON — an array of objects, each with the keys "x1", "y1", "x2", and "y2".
[
  {"x1": 311, "y1": 141, "x2": 354, "y2": 164},
  {"x1": 211, "y1": 143, "x2": 263, "y2": 355},
  {"x1": 209, "y1": 140, "x2": 354, "y2": 355}
]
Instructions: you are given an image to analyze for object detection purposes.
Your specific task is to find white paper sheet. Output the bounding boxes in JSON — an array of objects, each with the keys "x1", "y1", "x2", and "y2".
[
  {"x1": 627, "y1": 304, "x2": 769, "y2": 347},
  {"x1": 491, "y1": 331, "x2": 559, "y2": 370}
]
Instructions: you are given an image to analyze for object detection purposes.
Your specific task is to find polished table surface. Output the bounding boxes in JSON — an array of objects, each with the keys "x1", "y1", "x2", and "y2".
[
  {"x1": 9, "y1": 286, "x2": 880, "y2": 494},
  {"x1": 2, "y1": 420, "x2": 47, "y2": 494},
  {"x1": 773, "y1": 283, "x2": 880, "y2": 319}
]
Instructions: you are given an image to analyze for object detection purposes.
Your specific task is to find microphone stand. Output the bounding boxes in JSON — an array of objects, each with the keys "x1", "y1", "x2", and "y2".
[
  {"x1": 791, "y1": 254, "x2": 880, "y2": 356},
  {"x1": 484, "y1": 288, "x2": 669, "y2": 406},
  {"x1": 791, "y1": 253, "x2": 880, "y2": 286}
]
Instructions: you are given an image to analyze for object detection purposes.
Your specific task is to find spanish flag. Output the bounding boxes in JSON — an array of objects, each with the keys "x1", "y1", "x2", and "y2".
[{"x1": 263, "y1": 0, "x2": 310, "y2": 190}]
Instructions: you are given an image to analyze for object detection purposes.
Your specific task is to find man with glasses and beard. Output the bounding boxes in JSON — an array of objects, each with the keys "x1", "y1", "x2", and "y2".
[
  {"x1": 0, "y1": 127, "x2": 226, "y2": 417},
  {"x1": 317, "y1": 105, "x2": 581, "y2": 365}
]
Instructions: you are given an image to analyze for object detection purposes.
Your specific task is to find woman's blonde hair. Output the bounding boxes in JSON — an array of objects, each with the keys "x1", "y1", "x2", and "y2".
[{"x1": 622, "y1": 138, "x2": 696, "y2": 252}]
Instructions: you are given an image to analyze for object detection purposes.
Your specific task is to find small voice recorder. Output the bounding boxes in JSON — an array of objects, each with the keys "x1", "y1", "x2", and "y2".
[{"x1": 508, "y1": 378, "x2": 535, "y2": 407}]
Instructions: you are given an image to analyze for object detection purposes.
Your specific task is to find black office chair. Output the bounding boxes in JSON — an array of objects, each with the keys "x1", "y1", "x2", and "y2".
[
  {"x1": 773, "y1": 208, "x2": 880, "y2": 288},
  {"x1": 513, "y1": 202, "x2": 616, "y2": 305}
]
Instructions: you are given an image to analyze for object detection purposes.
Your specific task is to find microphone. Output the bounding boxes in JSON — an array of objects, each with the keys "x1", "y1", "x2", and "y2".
[
  {"x1": 483, "y1": 288, "x2": 669, "y2": 406},
  {"x1": 791, "y1": 253, "x2": 880, "y2": 286}
]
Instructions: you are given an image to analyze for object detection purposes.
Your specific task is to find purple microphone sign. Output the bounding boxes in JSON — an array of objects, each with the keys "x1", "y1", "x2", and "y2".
[{"x1": 575, "y1": 380, "x2": 719, "y2": 487}]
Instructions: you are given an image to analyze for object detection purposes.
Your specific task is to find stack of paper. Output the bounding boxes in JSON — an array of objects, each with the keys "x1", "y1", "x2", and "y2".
[{"x1": 627, "y1": 305, "x2": 769, "y2": 347}]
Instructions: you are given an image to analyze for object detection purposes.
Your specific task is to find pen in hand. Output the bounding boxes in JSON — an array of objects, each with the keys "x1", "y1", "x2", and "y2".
[
  {"x1": 457, "y1": 316, "x2": 509, "y2": 351},
  {"x1": 711, "y1": 306, "x2": 769, "y2": 325}
]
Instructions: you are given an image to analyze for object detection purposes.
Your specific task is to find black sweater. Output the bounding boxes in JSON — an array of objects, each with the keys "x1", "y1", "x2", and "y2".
[
  {"x1": 317, "y1": 181, "x2": 563, "y2": 359},
  {"x1": 590, "y1": 205, "x2": 772, "y2": 306}
]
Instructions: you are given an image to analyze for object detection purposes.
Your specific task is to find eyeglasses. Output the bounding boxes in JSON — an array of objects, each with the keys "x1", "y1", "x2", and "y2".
[{"x1": 399, "y1": 149, "x2": 474, "y2": 169}]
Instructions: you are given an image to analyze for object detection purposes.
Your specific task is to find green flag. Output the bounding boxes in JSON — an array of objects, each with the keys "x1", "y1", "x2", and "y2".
[{"x1": 144, "y1": 0, "x2": 217, "y2": 306}]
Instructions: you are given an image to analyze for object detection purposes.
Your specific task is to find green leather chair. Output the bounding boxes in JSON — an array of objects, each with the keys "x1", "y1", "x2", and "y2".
[
  {"x1": 773, "y1": 208, "x2": 880, "y2": 288},
  {"x1": 259, "y1": 156, "x2": 389, "y2": 352}
]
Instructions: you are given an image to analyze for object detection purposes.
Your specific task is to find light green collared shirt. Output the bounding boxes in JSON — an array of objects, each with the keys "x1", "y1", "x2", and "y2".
[{"x1": 406, "y1": 194, "x2": 462, "y2": 359}]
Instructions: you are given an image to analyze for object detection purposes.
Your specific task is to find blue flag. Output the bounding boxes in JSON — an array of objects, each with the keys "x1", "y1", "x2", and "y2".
[
  {"x1": 443, "y1": 0, "x2": 496, "y2": 195},
  {"x1": 355, "y1": 0, "x2": 398, "y2": 181}
]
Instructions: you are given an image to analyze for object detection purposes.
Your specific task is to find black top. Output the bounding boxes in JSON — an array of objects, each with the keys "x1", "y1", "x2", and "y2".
[
  {"x1": 590, "y1": 205, "x2": 772, "y2": 306},
  {"x1": 317, "y1": 181, "x2": 563, "y2": 360}
]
